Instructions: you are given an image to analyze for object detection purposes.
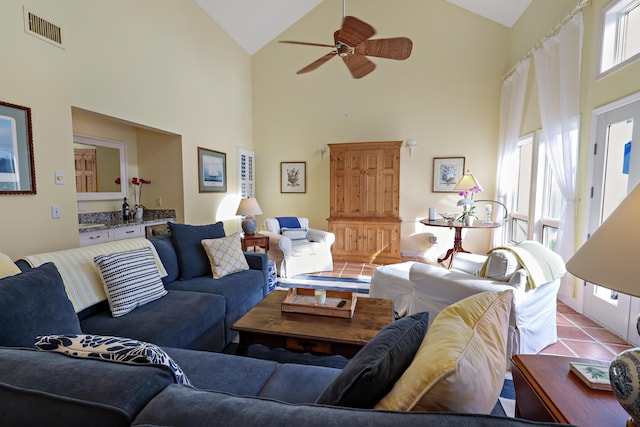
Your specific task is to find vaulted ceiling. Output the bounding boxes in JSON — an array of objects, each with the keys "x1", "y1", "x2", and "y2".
[{"x1": 195, "y1": 0, "x2": 532, "y2": 55}]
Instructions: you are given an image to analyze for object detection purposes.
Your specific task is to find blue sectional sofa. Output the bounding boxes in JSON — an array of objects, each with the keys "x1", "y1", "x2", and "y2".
[
  {"x1": 0, "y1": 226, "x2": 573, "y2": 426},
  {"x1": 14, "y1": 222, "x2": 270, "y2": 352}
]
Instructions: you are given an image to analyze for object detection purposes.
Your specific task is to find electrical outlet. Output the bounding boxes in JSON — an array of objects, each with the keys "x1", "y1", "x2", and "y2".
[
  {"x1": 156, "y1": 197, "x2": 162, "y2": 207},
  {"x1": 429, "y1": 236, "x2": 438, "y2": 244},
  {"x1": 51, "y1": 205, "x2": 61, "y2": 219}
]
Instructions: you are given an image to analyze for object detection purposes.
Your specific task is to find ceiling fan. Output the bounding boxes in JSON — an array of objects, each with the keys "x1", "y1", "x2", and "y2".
[{"x1": 280, "y1": 15, "x2": 413, "y2": 79}]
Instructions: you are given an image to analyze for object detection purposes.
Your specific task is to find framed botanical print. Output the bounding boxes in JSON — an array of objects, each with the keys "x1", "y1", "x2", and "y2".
[
  {"x1": 280, "y1": 161, "x2": 306, "y2": 193},
  {"x1": 0, "y1": 101, "x2": 35, "y2": 194},
  {"x1": 432, "y1": 157, "x2": 465, "y2": 193},
  {"x1": 198, "y1": 147, "x2": 227, "y2": 193}
]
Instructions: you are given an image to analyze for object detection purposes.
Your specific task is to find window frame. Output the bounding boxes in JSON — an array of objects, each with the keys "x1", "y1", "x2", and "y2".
[{"x1": 598, "y1": 0, "x2": 640, "y2": 78}]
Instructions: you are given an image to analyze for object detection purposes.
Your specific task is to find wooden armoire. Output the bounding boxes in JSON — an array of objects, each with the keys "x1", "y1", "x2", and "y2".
[{"x1": 328, "y1": 141, "x2": 402, "y2": 264}]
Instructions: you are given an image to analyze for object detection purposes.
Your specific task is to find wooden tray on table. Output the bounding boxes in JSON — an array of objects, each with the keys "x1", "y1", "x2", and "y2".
[{"x1": 281, "y1": 288, "x2": 357, "y2": 318}]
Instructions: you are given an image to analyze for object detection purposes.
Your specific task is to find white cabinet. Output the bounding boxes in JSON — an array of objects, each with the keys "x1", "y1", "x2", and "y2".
[{"x1": 79, "y1": 224, "x2": 145, "y2": 247}]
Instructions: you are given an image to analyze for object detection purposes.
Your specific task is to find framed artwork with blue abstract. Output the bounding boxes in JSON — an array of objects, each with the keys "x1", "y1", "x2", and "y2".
[
  {"x1": 0, "y1": 100, "x2": 35, "y2": 195},
  {"x1": 198, "y1": 147, "x2": 226, "y2": 193},
  {"x1": 432, "y1": 157, "x2": 464, "y2": 193}
]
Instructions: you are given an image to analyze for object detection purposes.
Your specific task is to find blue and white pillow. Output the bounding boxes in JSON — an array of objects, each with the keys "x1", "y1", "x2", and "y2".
[
  {"x1": 35, "y1": 334, "x2": 192, "y2": 386},
  {"x1": 94, "y1": 247, "x2": 168, "y2": 317}
]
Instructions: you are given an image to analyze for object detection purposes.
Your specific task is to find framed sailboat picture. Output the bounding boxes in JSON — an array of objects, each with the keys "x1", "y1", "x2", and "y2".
[{"x1": 198, "y1": 147, "x2": 227, "y2": 193}]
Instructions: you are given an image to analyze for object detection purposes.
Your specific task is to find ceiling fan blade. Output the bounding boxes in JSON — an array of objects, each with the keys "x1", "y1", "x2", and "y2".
[
  {"x1": 279, "y1": 40, "x2": 336, "y2": 48},
  {"x1": 297, "y1": 52, "x2": 338, "y2": 74},
  {"x1": 336, "y1": 16, "x2": 375, "y2": 47},
  {"x1": 342, "y1": 54, "x2": 376, "y2": 79},
  {"x1": 354, "y1": 37, "x2": 413, "y2": 60}
]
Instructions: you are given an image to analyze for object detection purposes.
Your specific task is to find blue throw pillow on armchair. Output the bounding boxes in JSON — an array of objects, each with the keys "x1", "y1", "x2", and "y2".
[
  {"x1": 0, "y1": 262, "x2": 81, "y2": 347},
  {"x1": 169, "y1": 222, "x2": 226, "y2": 280},
  {"x1": 315, "y1": 311, "x2": 429, "y2": 408}
]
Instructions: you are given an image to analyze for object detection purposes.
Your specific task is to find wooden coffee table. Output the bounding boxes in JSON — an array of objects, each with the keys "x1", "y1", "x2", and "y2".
[
  {"x1": 511, "y1": 354, "x2": 628, "y2": 426},
  {"x1": 232, "y1": 290, "x2": 394, "y2": 358}
]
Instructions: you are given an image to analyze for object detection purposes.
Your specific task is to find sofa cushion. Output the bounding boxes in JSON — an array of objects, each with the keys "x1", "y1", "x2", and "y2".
[
  {"x1": 483, "y1": 249, "x2": 520, "y2": 281},
  {"x1": 0, "y1": 346, "x2": 174, "y2": 427},
  {"x1": 276, "y1": 216, "x2": 301, "y2": 230},
  {"x1": 35, "y1": 334, "x2": 192, "y2": 385},
  {"x1": 80, "y1": 290, "x2": 226, "y2": 351},
  {"x1": 94, "y1": 247, "x2": 168, "y2": 317},
  {"x1": 375, "y1": 290, "x2": 512, "y2": 413},
  {"x1": 165, "y1": 347, "x2": 279, "y2": 395},
  {"x1": 148, "y1": 235, "x2": 180, "y2": 284},
  {"x1": 169, "y1": 222, "x2": 225, "y2": 280},
  {"x1": 0, "y1": 251, "x2": 20, "y2": 278},
  {"x1": 0, "y1": 263, "x2": 81, "y2": 347},
  {"x1": 316, "y1": 311, "x2": 429, "y2": 408},
  {"x1": 133, "y1": 385, "x2": 530, "y2": 427},
  {"x1": 201, "y1": 233, "x2": 249, "y2": 279}
]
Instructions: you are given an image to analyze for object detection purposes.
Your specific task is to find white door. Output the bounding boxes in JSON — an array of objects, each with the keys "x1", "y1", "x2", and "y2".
[{"x1": 584, "y1": 97, "x2": 640, "y2": 344}]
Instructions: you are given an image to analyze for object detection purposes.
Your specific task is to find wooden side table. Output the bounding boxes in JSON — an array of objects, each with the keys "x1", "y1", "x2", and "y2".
[
  {"x1": 241, "y1": 233, "x2": 269, "y2": 253},
  {"x1": 511, "y1": 354, "x2": 628, "y2": 426}
]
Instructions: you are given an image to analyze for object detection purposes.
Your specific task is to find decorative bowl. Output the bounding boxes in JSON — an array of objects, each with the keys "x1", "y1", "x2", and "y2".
[{"x1": 440, "y1": 212, "x2": 457, "y2": 223}]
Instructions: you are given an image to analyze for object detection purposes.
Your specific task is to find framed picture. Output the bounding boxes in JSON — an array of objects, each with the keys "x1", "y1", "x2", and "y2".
[
  {"x1": 0, "y1": 101, "x2": 35, "y2": 195},
  {"x1": 198, "y1": 147, "x2": 227, "y2": 193},
  {"x1": 280, "y1": 161, "x2": 306, "y2": 193},
  {"x1": 432, "y1": 157, "x2": 465, "y2": 193}
]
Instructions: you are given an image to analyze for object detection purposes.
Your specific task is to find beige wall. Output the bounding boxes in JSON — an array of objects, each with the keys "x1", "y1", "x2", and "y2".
[
  {"x1": 0, "y1": 0, "x2": 252, "y2": 259},
  {"x1": 252, "y1": 0, "x2": 510, "y2": 257},
  {"x1": 3, "y1": 0, "x2": 639, "y2": 267}
]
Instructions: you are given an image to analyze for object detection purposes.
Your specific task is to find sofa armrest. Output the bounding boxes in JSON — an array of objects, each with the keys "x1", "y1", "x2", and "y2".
[
  {"x1": 409, "y1": 263, "x2": 515, "y2": 324},
  {"x1": 306, "y1": 228, "x2": 335, "y2": 246},
  {"x1": 261, "y1": 231, "x2": 292, "y2": 258},
  {"x1": 244, "y1": 252, "x2": 270, "y2": 296}
]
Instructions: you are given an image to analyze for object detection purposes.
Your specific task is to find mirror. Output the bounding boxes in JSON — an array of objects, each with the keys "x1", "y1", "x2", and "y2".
[{"x1": 74, "y1": 134, "x2": 128, "y2": 201}]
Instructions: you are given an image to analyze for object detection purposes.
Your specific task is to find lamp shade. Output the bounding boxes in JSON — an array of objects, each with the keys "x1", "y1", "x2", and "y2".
[
  {"x1": 454, "y1": 172, "x2": 482, "y2": 192},
  {"x1": 235, "y1": 198, "x2": 263, "y2": 217},
  {"x1": 236, "y1": 197, "x2": 262, "y2": 235},
  {"x1": 566, "y1": 183, "x2": 640, "y2": 297}
]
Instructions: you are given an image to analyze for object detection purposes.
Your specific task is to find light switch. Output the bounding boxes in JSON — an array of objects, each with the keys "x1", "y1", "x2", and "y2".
[
  {"x1": 51, "y1": 205, "x2": 61, "y2": 219},
  {"x1": 54, "y1": 171, "x2": 64, "y2": 185}
]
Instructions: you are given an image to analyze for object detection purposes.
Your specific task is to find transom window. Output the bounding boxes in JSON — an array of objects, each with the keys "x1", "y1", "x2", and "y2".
[{"x1": 600, "y1": 0, "x2": 640, "y2": 76}]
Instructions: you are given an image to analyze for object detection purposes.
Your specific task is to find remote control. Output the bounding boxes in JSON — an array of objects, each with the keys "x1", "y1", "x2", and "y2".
[{"x1": 337, "y1": 300, "x2": 347, "y2": 308}]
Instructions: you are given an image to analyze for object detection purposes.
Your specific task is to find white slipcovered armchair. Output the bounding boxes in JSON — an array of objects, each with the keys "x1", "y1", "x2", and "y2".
[
  {"x1": 370, "y1": 241, "x2": 566, "y2": 357},
  {"x1": 262, "y1": 217, "x2": 335, "y2": 278}
]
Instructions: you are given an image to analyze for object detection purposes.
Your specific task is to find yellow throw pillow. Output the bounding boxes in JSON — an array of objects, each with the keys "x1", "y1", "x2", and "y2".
[
  {"x1": 375, "y1": 290, "x2": 513, "y2": 414},
  {"x1": 201, "y1": 233, "x2": 249, "y2": 279},
  {"x1": 0, "y1": 252, "x2": 21, "y2": 279}
]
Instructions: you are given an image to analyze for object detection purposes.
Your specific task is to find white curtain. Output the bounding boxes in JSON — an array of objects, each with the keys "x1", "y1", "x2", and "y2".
[
  {"x1": 493, "y1": 59, "x2": 530, "y2": 247},
  {"x1": 533, "y1": 12, "x2": 583, "y2": 262}
]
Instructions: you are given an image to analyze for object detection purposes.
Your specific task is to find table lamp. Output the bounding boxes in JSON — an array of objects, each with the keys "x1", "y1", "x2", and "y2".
[
  {"x1": 566, "y1": 183, "x2": 640, "y2": 426},
  {"x1": 453, "y1": 170, "x2": 482, "y2": 192},
  {"x1": 236, "y1": 197, "x2": 263, "y2": 235}
]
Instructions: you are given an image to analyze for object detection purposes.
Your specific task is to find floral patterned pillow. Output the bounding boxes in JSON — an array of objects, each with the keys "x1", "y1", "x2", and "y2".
[{"x1": 34, "y1": 334, "x2": 192, "y2": 386}]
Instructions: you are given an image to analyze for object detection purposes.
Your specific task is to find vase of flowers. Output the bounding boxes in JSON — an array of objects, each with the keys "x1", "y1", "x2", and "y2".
[
  {"x1": 457, "y1": 185, "x2": 483, "y2": 225},
  {"x1": 115, "y1": 177, "x2": 151, "y2": 220}
]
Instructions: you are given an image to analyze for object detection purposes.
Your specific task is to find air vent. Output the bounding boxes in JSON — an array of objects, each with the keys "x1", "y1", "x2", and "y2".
[{"x1": 23, "y1": 7, "x2": 64, "y2": 48}]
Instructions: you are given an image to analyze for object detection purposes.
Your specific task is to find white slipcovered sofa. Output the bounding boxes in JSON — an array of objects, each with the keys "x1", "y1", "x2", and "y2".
[
  {"x1": 370, "y1": 241, "x2": 566, "y2": 356},
  {"x1": 262, "y1": 217, "x2": 335, "y2": 278}
]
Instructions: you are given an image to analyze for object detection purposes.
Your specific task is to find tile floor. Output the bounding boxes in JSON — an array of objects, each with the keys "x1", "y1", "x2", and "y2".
[{"x1": 315, "y1": 261, "x2": 633, "y2": 362}]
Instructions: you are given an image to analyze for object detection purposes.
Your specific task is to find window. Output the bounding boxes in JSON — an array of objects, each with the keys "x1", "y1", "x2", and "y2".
[
  {"x1": 237, "y1": 148, "x2": 255, "y2": 198},
  {"x1": 510, "y1": 135, "x2": 533, "y2": 244},
  {"x1": 510, "y1": 132, "x2": 564, "y2": 251},
  {"x1": 600, "y1": 0, "x2": 640, "y2": 76}
]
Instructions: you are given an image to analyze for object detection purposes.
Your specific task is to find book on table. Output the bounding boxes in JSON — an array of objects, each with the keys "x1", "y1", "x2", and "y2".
[{"x1": 569, "y1": 361, "x2": 612, "y2": 391}]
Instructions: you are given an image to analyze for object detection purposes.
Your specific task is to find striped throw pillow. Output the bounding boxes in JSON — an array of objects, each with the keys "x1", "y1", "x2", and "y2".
[{"x1": 94, "y1": 247, "x2": 167, "y2": 318}]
